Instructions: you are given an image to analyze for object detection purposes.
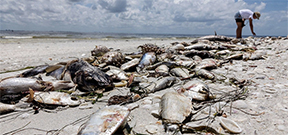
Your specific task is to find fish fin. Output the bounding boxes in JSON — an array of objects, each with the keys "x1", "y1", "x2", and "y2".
[{"x1": 27, "y1": 88, "x2": 35, "y2": 102}]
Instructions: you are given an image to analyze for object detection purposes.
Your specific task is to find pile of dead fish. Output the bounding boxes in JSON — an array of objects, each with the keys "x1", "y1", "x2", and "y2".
[{"x1": 0, "y1": 35, "x2": 287, "y2": 134}]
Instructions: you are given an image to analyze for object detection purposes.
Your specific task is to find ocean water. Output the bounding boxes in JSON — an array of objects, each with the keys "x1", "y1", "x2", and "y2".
[{"x1": 0, "y1": 30, "x2": 212, "y2": 40}]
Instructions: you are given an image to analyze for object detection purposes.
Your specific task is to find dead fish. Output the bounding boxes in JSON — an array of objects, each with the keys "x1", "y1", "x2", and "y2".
[
  {"x1": 175, "y1": 60, "x2": 196, "y2": 69},
  {"x1": 52, "y1": 80, "x2": 76, "y2": 90},
  {"x1": 155, "y1": 64, "x2": 169, "y2": 76},
  {"x1": 216, "y1": 50, "x2": 231, "y2": 55},
  {"x1": 183, "y1": 50, "x2": 214, "y2": 59},
  {"x1": 91, "y1": 45, "x2": 110, "y2": 57},
  {"x1": 146, "y1": 61, "x2": 179, "y2": 70},
  {"x1": 0, "y1": 102, "x2": 16, "y2": 114},
  {"x1": 195, "y1": 59, "x2": 217, "y2": 69},
  {"x1": 33, "y1": 91, "x2": 80, "y2": 106},
  {"x1": 249, "y1": 50, "x2": 267, "y2": 60},
  {"x1": 78, "y1": 105, "x2": 130, "y2": 135},
  {"x1": 226, "y1": 53, "x2": 243, "y2": 60},
  {"x1": 184, "y1": 44, "x2": 216, "y2": 50},
  {"x1": 100, "y1": 51, "x2": 125, "y2": 67},
  {"x1": 138, "y1": 52, "x2": 156, "y2": 69},
  {"x1": 192, "y1": 55, "x2": 202, "y2": 64},
  {"x1": 160, "y1": 92, "x2": 192, "y2": 124},
  {"x1": 195, "y1": 69, "x2": 215, "y2": 80},
  {"x1": 145, "y1": 76, "x2": 176, "y2": 93},
  {"x1": 0, "y1": 77, "x2": 53, "y2": 96},
  {"x1": 46, "y1": 66, "x2": 65, "y2": 80},
  {"x1": 157, "y1": 52, "x2": 173, "y2": 62},
  {"x1": 120, "y1": 58, "x2": 140, "y2": 71},
  {"x1": 62, "y1": 59, "x2": 113, "y2": 92},
  {"x1": 183, "y1": 80, "x2": 209, "y2": 94},
  {"x1": 137, "y1": 43, "x2": 163, "y2": 54},
  {"x1": 19, "y1": 65, "x2": 50, "y2": 77},
  {"x1": 197, "y1": 35, "x2": 233, "y2": 42},
  {"x1": 170, "y1": 67, "x2": 191, "y2": 79},
  {"x1": 169, "y1": 44, "x2": 185, "y2": 52},
  {"x1": 106, "y1": 68, "x2": 128, "y2": 81},
  {"x1": 181, "y1": 80, "x2": 210, "y2": 101}
]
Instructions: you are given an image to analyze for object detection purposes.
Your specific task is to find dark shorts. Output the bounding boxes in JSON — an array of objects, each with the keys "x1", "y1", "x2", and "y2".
[
  {"x1": 235, "y1": 12, "x2": 245, "y2": 27},
  {"x1": 235, "y1": 19, "x2": 245, "y2": 27}
]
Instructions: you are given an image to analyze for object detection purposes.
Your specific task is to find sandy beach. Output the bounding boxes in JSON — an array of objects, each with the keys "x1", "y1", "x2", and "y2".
[{"x1": 0, "y1": 37, "x2": 288, "y2": 135}]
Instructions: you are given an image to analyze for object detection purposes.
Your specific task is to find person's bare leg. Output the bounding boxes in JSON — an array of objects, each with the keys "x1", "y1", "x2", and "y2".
[{"x1": 236, "y1": 22, "x2": 243, "y2": 38}]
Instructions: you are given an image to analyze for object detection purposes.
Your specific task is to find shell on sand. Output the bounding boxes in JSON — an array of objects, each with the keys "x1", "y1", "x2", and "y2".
[
  {"x1": 219, "y1": 117, "x2": 242, "y2": 134},
  {"x1": 33, "y1": 91, "x2": 80, "y2": 106},
  {"x1": 78, "y1": 105, "x2": 130, "y2": 135},
  {"x1": 160, "y1": 92, "x2": 192, "y2": 124}
]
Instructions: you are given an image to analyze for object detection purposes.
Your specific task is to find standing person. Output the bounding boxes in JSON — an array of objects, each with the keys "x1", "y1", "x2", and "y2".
[{"x1": 234, "y1": 9, "x2": 261, "y2": 38}]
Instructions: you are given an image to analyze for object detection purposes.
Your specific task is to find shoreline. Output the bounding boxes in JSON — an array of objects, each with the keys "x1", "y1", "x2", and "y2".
[{"x1": 0, "y1": 38, "x2": 195, "y2": 75}]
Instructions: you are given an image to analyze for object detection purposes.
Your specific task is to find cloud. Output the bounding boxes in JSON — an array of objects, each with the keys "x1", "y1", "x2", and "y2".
[
  {"x1": 0, "y1": 0, "x2": 286, "y2": 35},
  {"x1": 98, "y1": 0, "x2": 128, "y2": 13}
]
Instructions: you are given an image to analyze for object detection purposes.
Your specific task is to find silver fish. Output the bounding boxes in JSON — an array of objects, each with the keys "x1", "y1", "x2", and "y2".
[
  {"x1": 106, "y1": 68, "x2": 129, "y2": 81},
  {"x1": 138, "y1": 52, "x2": 156, "y2": 69},
  {"x1": 170, "y1": 67, "x2": 191, "y2": 78},
  {"x1": 33, "y1": 91, "x2": 80, "y2": 106},
  {"x1": 195, "y1": 69, "x2": 215, "y2": 80},
  {"x1": 195, "y1": 58, "x2": 217, "y2": 69},
  {"x1": 120, "y1": 58, "x2": 140, "y2": 71},
  {"x1": 0, "y1": 78, "x2": 53, "y2": 96},
  {"x1": 78, "y1": 105, "x2": 130, "y2": 135},
  {"x1": 145, "y1": 76, "x2": 176, "y2": 93}
]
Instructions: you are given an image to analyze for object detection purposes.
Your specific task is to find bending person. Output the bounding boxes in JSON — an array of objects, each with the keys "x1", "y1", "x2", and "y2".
[{"x1": 234, "y1": 9, "x2": 261, "y2": 38}]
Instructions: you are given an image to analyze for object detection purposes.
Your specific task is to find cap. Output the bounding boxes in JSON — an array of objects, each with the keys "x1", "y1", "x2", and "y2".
[{"x1": 254, "y1": 12, "x2": 261, "y2": 20}]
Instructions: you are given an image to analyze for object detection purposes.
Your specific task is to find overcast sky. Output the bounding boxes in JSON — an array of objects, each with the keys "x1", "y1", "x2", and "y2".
[{"x1": 0, "y1": 0, "x2": 287, "y2": 36}]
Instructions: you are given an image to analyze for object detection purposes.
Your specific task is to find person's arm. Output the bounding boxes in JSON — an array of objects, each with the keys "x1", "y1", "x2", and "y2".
[{"x1": 249, "y1": 18, "x2": 256, "y2": 35}]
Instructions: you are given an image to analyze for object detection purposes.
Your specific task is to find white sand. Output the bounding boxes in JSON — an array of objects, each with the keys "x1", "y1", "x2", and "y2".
[{"x1": 0, "y1": 37, "x2": 288, "y2": 135}]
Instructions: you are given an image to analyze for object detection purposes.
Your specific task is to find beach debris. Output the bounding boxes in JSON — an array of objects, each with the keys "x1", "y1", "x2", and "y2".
[
  {"x1": 19, "y1": 65, "x2": 50, "y2": 77},
  {"x1": 100, "y1": 51, "x2": 125, "y2": 67},
  {"x1": 2, "y1": 35, "x2": 284, "y2": 134},
  {"x1": 78, "y1": 105, "x2": 130, "y2": 135},
  {"x1": 0, "y1": 77, "x2": 53, "y2": 96},
  {"x1": 32, "y1": 91, "x2": 81, "y2": 106},
  {"x1": 108, "y1": 94, "x2": 140, "y2": 105},
  {"x1": 182, "y1": 122, "x2": 219, "y2": 134},
  {"x1": 138, "y1": 52, "x2": 156, "y2": 69},
  {"x1": 0, "y1": 102, "x2": 16, "y2": 114},
  {"x1": 160, "y1": 91, "x2": 192, "y2": 124},
  {"x1": 145, "y1": 76, "x2": 176, "y2": 93},
  {"x1": 170, "y1": 67, "x2": 191, "y2": 79},
  {"x1": 120, "y1": 58, "x2": 140, "y2": 71},
  {"x1": 62, "y1": 59, "x2": 113, "y2": 92},
  {"x1": 155, "y1": 64, "x2": 169, "y2": 76},
  {"x1": 91, "y1": 45, "x2": 110, "y2": 57},
  {"x1": 137, "y1": 43, "x2": 164, "y2": 54},
  {"x1": 106, "y1": 67, "x2": 129, "y2": 81},
  {"x1": 180, "y1": 80, "x2": 210, "y2": 101},
  {"x1": 219, "y1": 117, "x2": 242, "y2": 134}
]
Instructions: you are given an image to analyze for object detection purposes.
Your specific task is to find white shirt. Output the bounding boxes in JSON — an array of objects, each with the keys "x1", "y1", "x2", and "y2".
[{"x1": 239, "y1": 9, "x2": 254, "y2": 19}]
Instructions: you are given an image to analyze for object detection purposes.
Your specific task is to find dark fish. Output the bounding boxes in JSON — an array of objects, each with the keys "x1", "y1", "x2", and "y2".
[
  {"x1": 62, "y1": 59, "x2": 113, "y2": 92},
  {"x1": 46, "y1": 66, "x2": 65, "y2": 80},
  {"x1": 183, "y1": 50, "x2": 214, "y2": 59},
  {"x1": 19, "y1": 65, "x2": 50, "y2": 77}
]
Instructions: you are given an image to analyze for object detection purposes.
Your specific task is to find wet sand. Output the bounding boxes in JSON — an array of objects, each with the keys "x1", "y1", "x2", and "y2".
[{"x1": 0, "y1": 37, "x2": 288, "y2": 135}]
